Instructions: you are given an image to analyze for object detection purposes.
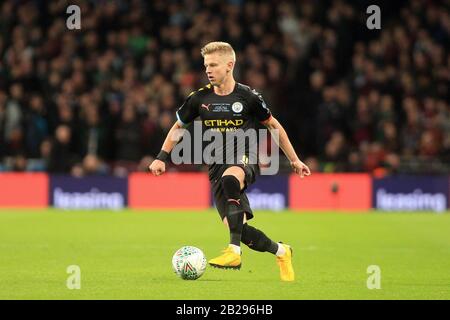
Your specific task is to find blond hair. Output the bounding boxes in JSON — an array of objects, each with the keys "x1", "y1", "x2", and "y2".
[{"x1": 200, "y1": 41, "x2": 236, "y2": 62}]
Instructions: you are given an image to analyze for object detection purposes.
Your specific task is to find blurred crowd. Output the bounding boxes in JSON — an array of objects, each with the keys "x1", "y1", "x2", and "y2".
[{"x1": 0, "y1": 0, "x2": 449, "y2": 176}]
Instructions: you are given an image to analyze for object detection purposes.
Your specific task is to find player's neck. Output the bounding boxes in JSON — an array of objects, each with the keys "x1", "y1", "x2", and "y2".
[{"x1": 214, "y1": 77, "x2": 236, "y2": 96}]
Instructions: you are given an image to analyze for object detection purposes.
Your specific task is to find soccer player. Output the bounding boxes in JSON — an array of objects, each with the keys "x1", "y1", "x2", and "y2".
[{"x1": 149, "y1": 42, "x2": 311, "y2": 281}]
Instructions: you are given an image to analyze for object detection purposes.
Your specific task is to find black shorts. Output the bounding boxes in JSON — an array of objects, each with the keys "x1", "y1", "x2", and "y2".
[{"x1": 209, "y1": 163, "x2": 259, "y2": 221}]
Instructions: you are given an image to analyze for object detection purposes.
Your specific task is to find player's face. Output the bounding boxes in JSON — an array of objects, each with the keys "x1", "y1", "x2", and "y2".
[{"x1": 204, "y1": 53, "x2": 233, "y2": 87}]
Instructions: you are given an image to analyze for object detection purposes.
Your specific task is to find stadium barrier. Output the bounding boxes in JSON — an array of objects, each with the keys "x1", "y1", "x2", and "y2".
[
  {"x1": 0, "y1": 173, "x2": 449, "y2": 211},
  {"x1": 247, "y1": 175, "x2": 289, "y2": 211},
  {"x1": 0, "y1": 173, "x2": 48, "y2": 208},
  {"x1": 373, "y1": 176, "x2": 449, "y2": 213},
  {"x1": 289, "y1": 173, "x2": 372, "y2": 211},
  {"x1": 128, "y1": 172, "x2": 210, "y2": 209},
  {"x1": 50, "y1": 175, "x2": 128, "y2": 210}
]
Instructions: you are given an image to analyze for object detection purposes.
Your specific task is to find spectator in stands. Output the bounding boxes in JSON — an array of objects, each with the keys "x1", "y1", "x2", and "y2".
[
  {"x1": 0, "y1": 0, "x2": 448, "y2": 175},
  {"x1": 48, "y1": 125, "x2": 79, "y2": 173}
]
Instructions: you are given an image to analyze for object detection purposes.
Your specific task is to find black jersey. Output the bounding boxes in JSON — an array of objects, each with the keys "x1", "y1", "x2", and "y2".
[{"x1": 175, "y1": 82, "x2": 272, "y2": 173}]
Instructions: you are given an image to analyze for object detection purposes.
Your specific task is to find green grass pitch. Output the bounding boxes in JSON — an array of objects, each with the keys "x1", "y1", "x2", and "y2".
[{"x1": 0, "y1": 209, "x2": 449, "y2": 300}]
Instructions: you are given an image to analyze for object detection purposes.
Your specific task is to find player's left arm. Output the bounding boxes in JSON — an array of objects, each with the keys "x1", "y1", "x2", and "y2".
[{"x1": 263, "y1": 116, "x2": 311, "y2": 178}]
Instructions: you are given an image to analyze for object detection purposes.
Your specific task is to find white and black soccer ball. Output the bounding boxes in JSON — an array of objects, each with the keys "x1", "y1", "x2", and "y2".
[{"x1": 172, "y1": 246, "x2": 207, "y2": 280}]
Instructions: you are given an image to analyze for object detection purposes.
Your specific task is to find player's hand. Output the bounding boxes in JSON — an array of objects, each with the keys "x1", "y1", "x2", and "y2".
[
  {"x1": 149, "y1": 159, "x2": 166, "y2": 176},
  {"x1": 291, "y1": 160, "x2": 311, "y2": 178}
]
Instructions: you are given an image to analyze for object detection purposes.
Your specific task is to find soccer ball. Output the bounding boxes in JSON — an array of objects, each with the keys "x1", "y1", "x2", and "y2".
[{"x1": 172, "y1": 246, "x2": 207, "y2": 280}]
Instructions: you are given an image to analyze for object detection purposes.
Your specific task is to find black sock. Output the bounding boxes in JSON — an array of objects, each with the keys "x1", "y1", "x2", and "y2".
[
  {"x1": 241, "y1": 224, "x2": 279, "y2": 255},
  {"x1": 228, "y1": 209, "x2": 244, "y2": 246},
  {"x1": 221, "y1": 175, "x2": 244, "y2": 247}
]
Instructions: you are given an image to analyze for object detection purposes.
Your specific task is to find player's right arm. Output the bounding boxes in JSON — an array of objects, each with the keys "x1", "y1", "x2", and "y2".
[
  {"x1": 148, "y1": 121, "x2": 184, "y2": 176},
  {"x1": 149, "y1": 91, "x2": 199, "y2": 176}
]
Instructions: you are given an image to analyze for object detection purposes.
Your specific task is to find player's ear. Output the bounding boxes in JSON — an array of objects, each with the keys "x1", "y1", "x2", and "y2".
[{"x1": 227, "y1": 60, "x2": 234, "y2": 72}]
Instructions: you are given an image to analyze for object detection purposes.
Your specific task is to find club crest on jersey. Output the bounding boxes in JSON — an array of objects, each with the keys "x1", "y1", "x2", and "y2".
[{"x1": 232, "y1": 102, "x2": 243, "y2": 113}]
